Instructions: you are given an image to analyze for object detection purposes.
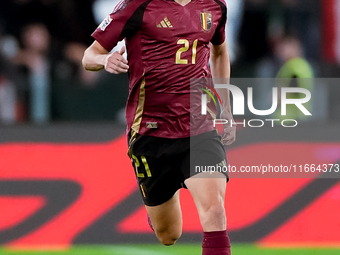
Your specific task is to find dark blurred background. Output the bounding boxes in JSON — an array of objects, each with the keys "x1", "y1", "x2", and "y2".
[{"x1": 0, "y1": 0, "x2": 339, "y2": 125}]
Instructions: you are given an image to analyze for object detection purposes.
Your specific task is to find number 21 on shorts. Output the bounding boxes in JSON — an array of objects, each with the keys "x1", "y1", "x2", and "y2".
[{"x1": 132, "y1": 155, "x2": 152, "y2": 178}]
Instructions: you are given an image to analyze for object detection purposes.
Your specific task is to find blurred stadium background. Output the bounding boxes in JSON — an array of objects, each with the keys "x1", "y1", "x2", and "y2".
[{"x1": 0, "y1": 0, "x2": 340, "y2": 254}]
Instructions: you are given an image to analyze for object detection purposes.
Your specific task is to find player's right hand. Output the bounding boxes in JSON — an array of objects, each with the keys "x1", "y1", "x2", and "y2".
[
  {"x1": 104, "y1": 46, "x2": 129, "y2": 74},
  {"x1": 220, "y1": 110, "x2": 236, "y2": 146}
]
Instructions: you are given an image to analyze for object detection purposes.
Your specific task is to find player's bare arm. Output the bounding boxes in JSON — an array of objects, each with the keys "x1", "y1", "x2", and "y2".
[
  {"x1": 210, "y1": 41, "x2": 236, "y2": 146},
  {"x1": 82, "y1": 41, "x2": 129, "y2": 74}
]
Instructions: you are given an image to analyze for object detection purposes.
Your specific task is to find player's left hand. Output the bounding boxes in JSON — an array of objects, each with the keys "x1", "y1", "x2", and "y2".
[{"x1": 220, "y1": 110, "x2": 236, "y2": 146}]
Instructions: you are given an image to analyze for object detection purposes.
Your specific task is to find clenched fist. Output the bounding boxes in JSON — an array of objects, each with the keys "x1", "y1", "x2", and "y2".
[{"x1": 104, "y1": 46, "x2": 129, "y2": 74}]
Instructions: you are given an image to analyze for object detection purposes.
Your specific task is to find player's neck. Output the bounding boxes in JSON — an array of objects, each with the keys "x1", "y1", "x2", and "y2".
[{"x1": 174, "y1": 0, "x2": 191, "y2": 6}]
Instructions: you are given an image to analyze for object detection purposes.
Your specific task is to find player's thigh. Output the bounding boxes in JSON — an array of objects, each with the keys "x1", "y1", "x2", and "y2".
[
  {"x1": 145, "y1": 189, "x2": 182, "y2": 234},
  {"x1": 184, "y1": 172, "x2": 227, "y2": 231}
]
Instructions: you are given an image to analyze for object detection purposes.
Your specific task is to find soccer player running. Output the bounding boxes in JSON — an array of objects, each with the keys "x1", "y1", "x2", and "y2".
[{"x1": 82, "y1": 0, "x2": 236, "y2": 253}]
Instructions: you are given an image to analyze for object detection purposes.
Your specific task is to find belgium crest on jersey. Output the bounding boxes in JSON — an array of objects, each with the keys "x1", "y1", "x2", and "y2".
[{"x1": 200, "y1": 12, "x2": 212, "y2": 32}]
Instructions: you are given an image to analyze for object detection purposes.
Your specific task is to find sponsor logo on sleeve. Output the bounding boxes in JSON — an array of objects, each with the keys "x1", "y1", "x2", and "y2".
[{"x1": 99, "y1": 16, "x2": 113, "y2": 31}]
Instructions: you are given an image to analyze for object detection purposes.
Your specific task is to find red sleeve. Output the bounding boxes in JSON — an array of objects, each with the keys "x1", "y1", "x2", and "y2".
[
  {"x1": 211, "y1": 0, "x2": 227, "y2": 46},
  {"x1": 91, "y1": 0, "x2": 151, "y2": 52}
]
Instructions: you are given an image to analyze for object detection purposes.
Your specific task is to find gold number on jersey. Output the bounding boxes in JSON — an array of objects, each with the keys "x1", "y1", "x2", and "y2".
[
  {"x1": 176, "y1": 39, "x2": 189, "y2": 64},
  {"x1": 192, "y1": 39, "x2": 198, "y2": 64},
  {"x1": 132, "y1": 155, "x2": 152, "y2": 178},
  {"x1": 176, "y1": 39, "x2": 198, "y2": 65}
]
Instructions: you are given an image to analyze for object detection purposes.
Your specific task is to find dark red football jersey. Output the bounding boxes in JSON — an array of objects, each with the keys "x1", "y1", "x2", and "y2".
[{"x1": 92, "y1": 0, "x2": 227, "y2": 138}]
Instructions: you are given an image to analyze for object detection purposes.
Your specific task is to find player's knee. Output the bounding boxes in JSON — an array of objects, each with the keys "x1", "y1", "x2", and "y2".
[
  {"x1": 159, "y1": 234, "x2": 179, "y2": 246},
  {"x1": 210, "y1": 204, "x2": 226, "y2": 220},
  {"x1": 200, "y1": 203, "x2": 226, "y2": 227},
  {"x1": 156, "y1": 229, "x2": 182, "y2": 246}
]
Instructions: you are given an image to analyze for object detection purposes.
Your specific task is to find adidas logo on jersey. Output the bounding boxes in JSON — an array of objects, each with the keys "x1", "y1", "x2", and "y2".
[
  {"x1": 156, "y1": 17, "x2": 173, "y2": 28},
  {"x1": 146, "y1": 122, "x2": 158, "y2": 129}
]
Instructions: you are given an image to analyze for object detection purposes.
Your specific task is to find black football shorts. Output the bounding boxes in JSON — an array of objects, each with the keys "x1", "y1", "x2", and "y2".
[{"x1": 127, "y1": 130, "x2": 228, "y2": 206}]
